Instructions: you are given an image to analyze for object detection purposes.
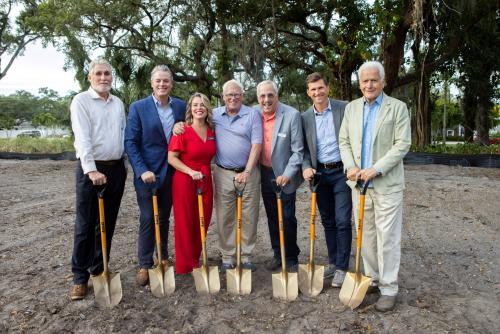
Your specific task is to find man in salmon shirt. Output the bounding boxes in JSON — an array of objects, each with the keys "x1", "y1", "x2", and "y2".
[{"x1": 256, "y1": 80, "x2": 304, "y2": 273}]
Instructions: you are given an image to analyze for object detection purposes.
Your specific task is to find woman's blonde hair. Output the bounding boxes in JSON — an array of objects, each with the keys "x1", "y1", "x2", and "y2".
[{"x1": 185, "y1": 92, "x2": 213, "y2": 128}]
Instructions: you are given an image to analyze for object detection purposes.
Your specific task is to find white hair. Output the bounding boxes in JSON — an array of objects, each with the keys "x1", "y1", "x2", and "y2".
[
  {"x1": 358, "y1": 61, "x2": 385, "y2": 81},
  {"x1": 88, "y1": 58, "x2": 112, "y2": 76},
  {"x1": 256, "y1": 80, "x2": 278, "y2": 97},
  {"x1": 222, "y1": 79, "x2": 244, "y2": 94},
  {"x1": 151, "y1": 64, "x2": 173, "y2": 81}
]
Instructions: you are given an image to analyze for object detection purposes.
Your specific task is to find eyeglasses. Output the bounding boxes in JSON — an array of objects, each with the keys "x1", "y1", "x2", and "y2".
[{"x1": 224, "y1": 93, "x2": 242, "y2": 99}]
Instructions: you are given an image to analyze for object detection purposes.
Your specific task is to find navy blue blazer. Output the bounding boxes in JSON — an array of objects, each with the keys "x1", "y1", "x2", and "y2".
[{"x1": 125, "y1": 95, "x2": 186, "y2": 190}]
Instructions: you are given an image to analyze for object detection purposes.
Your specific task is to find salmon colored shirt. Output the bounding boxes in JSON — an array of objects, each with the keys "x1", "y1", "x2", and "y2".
[{"x1": 261, "y1": 111, "x2": 276, "y2": 167}]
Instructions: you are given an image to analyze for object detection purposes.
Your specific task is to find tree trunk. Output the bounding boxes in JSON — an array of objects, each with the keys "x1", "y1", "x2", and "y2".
[
  {"x1": 462, "y1": 87, "x2": 475, "y2": 143},
  {"x1": 413, "y1": 76, "x2": 431, "y2": 147},
  {"x1": 476, "y1": 95, "x2": 491, "y2": 145}
]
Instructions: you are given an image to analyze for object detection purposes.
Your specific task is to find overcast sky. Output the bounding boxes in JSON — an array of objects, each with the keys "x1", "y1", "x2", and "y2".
[{"x1": 0, "y1": 40, "x2": 80, "y2": 96}]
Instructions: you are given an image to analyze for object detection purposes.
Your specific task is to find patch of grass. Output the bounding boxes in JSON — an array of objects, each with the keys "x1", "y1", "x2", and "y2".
[
  {"x1": 0, "y1": 137, "x2": 74, "y2": 154},
  {"x1": 411, "y1": 143, "x2": 500, "y2": 154}
]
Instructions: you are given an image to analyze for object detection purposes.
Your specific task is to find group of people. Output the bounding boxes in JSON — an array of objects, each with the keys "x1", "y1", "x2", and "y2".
[{"x1": 69, "y1": 58, "x2": 411, "y2": 312}]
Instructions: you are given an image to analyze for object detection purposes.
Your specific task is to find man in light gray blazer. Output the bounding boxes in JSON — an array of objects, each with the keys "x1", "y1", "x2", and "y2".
[
  {"x1": 339, "y1": 61, "x2": 411, "y2": 312},
  {"x1": 302, "y1": 72, "x2": 352, "y2": 287},
  {"x1": 257, "y1": 80, "x2": 304, "y2": 272}
]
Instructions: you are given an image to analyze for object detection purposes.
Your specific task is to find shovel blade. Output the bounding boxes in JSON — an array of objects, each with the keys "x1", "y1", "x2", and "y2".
[
  {"x1": 298, "y1": 263, "x2": 324, "y2": 297},
  {"x1": 339, "y1": 272, "x2": 372, "y2": 309},
  {"x1": 193, "y1": 266, "x2": 220, "y2": 294},
  {"x1": 149, "y1": 264, "x2": 175, "y2": 297},
  {"x1": 226, "y1": 268, "x2": 251, "y2": 295},
  {"x1": 272, "y1": 271, "x2": 298, "y2": 301},
  {"x1": 92, "y1": 272, "x2": 122, "y2": 308}
]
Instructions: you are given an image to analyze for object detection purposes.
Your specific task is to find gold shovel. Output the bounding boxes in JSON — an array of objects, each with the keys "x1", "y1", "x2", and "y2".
[
  {"x1": 339, "y1": 182, "x2": 372, "y2": 309},
  {"x1": 192, "y1": 178, "x2": 220, "y2": 294},
  {"x1": 227, "y1": 179, "x2": 251, "y2": 295},
  {"x1": 149, "y1": 186, "x2": 175, "y2": 297},
  {"x1": 298, "y1": 173, "x2": 324, "y2": 297},
  {"x1": 92, "y1": 187, "x2": 122, "y2": 308},
  {"x1": 271, "y1": 181, "x2": 298, "y2": 301}
]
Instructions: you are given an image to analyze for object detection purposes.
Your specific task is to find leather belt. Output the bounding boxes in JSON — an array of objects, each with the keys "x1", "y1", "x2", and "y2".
[
  {"x1": 318, "y1": 161, "x2": 343, "y2": 169},
  {"x1": 95, "y1": 159, "x2": 123, "y2": 166},
  {"x1": 216, "y1": 163, "x2": 245, "y2": 173}
]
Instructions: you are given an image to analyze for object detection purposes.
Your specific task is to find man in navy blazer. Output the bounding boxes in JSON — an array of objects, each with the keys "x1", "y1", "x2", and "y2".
[
  {"x1": 125, "y1": 65, "x2": 186, "y2": 286},
  {"x1": 256, "y1": 80, "x2": 304, "y2": 272}
]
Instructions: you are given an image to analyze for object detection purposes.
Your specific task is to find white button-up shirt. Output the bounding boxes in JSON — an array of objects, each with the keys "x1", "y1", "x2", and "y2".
[{"x1": 71, "y1": 87, "x2": 126, "y2": 174}]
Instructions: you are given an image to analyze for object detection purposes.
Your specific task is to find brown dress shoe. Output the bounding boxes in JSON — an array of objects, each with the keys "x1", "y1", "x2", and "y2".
[
  {"x1": 375, "y1": 295, "x2": 396, "y2": 312},
  {"x1": 136, "y1": 268, "x2": 149, "y2": 286},
  {"x1": 70, "y1": 284, "x2": 88, "y2": 300}
]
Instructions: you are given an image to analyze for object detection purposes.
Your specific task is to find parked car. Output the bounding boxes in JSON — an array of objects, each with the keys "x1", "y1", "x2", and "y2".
[{"x1": 17, "y1": 130, "x2": 42, "y2": 138}]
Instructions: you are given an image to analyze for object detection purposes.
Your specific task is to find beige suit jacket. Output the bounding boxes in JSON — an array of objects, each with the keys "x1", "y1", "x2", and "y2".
[{"x1": 339, "y1": 93, "x2": 411, "y2": 194}]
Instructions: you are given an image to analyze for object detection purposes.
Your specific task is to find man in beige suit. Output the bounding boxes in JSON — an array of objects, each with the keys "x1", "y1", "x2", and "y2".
[{"x1": 339, "y1": 61, "x2": 411, "y2": 312}]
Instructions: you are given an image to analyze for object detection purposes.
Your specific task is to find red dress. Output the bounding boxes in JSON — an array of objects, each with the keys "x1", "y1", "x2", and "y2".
[{"x1": 168, "y1": 126, "x2": 216, "y2": 274}]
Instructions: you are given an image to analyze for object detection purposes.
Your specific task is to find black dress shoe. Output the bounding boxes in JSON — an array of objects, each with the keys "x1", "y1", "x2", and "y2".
[{"x1": 266, "y1": 257, "x2": 281, "y2": 271}]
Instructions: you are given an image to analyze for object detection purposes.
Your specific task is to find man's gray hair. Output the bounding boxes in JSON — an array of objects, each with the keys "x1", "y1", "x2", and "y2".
[
  {"x1": 222, "y1": 79, "x2": 244, "y2": 94},
  {"x1": 151, "y1": 64, "x2": 173, "y2": 80},
  {"x1": 88, "y1": 58, "x2": 112, "y2": 75},
  {"x1": 358, "y1": 61, "x2": 385, "y2": 81},
  {"x1": 256, "y1": 80, "x2": 278, "y2": 96}
]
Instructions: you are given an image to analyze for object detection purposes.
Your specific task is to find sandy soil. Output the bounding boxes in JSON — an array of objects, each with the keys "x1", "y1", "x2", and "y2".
[{"x1": 0, "y1": 160, "x2": 499, "y2": 333}]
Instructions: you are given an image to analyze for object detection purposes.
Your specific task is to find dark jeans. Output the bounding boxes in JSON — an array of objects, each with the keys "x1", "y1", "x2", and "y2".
[
  {"x1": 136, "y1": 167, "x2": 173, "y2": 268},
  {"x1": 316, "y1": 164, "x2": 352, "y2": 270},
  {"x1": 261, "y1": 166, "x2": 300, "y2": 266},
  {"x1": 71, "y1": 160, "x2": 126, "y2": 285}
]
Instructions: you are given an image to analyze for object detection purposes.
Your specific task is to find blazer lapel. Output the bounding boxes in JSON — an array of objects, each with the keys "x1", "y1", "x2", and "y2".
[
  {"x1": 271, "y1": 103, "x2": 284, "y2": 153},
  {"x1": 373, "y1": 94, "x2": 391, "y2": 141},
  {"x1": 330, "y1": 99, "x2": 341, "y2": 143},
  {"x1": 147, "y1": 96, "x2": 167, "y2": 141}
]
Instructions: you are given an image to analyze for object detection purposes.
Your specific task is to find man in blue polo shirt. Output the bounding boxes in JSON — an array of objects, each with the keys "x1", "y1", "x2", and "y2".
[{"x1": 213, "y1": 79, "x2": 262, "y2": 272}]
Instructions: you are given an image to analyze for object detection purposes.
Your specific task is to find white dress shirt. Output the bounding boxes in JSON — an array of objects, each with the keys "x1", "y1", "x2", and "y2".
[{"x1": 71, "y1": 87, "x2": 126, "y2": 174}]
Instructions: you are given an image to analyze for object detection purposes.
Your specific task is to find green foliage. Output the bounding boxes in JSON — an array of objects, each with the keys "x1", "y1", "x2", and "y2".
[
  {"x1": 0, "y1": 89, "x2": 70, "y2": 126},
  {"x1": 411, "y1": 143, "x2": 500, "y2": 155},
  {"x1": 0, "y1": 137, "x2": 74, "y2": 153},
  {"x1": 0, "y1": 114, "x2": 16, "y2": 129}
]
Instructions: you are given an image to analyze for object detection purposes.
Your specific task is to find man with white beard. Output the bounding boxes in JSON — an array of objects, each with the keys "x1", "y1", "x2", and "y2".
[{"x1": 69, "y1": 58, "x2": 127, "y2": 301}]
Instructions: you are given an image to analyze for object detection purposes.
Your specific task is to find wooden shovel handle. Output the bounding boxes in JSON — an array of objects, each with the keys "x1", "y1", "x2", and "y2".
[{"x1": 152, "y1": 190, "x2": 162, "y2": 264}]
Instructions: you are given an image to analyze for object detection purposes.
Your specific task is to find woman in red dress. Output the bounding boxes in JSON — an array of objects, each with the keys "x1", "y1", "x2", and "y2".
[{"x1": 168, "y1": 93, "x2": 216, "y2": 274}]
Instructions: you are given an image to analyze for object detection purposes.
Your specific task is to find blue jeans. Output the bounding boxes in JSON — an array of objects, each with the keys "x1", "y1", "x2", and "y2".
[
  {"x1": 136, "y1": 167, "x2": 173, "y2": 268},
  {"x1": 260, "y1": 166, "x2": 300, "y2": 266},
  {"x1": 71, "y1": 160, "x2": 126, "y2": 284},
  {"x1": 315, "y1": 165, "x2": 352, "y2": 270}
]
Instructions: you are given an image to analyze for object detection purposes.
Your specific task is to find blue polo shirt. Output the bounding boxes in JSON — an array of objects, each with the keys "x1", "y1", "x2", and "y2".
[{"x1": 213, "y1": 104, "x2": 263, "y2": 168}]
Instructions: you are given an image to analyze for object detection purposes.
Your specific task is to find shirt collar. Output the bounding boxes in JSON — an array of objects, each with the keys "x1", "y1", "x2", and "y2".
[
  {"x1": 363, "y1": 92, "x2": 384, "y2": 106},
  {"x1": 314, "y1": 100, "x2": 332, "y2": 116},
  {"x1": 88, "y1": 87, "x2": 113, "y2": 101},
  {"x1": 222, "y1": 105, "x2": 248, "y2": 117},
  {"x1": 152, "y1": 94, "x2": 171, "y2": 107}
]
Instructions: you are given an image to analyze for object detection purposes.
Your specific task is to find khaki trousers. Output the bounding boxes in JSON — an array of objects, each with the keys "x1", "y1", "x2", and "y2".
[
  {"x1": 213, "y1": 165, "x2": 261, "y2": 264},
  {"x1": 352, "y1": 188, "x2": 403, "y2": 296}
]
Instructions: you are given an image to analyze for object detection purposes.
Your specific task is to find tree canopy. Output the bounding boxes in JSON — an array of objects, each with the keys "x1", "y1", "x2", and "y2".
[{"x1": 1, "y1": 0, "x2": 499, "y2": 146}]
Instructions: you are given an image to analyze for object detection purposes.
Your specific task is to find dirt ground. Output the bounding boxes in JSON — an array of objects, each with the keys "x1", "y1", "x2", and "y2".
[{"x1": 0, "y1": 159, "x2": 499, "y2": 333}]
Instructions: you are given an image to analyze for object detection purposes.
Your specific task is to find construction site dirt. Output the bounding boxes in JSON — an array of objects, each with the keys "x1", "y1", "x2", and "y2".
[{"x1": 0, "y1": 159, "x2": 498, "y2": 333}]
